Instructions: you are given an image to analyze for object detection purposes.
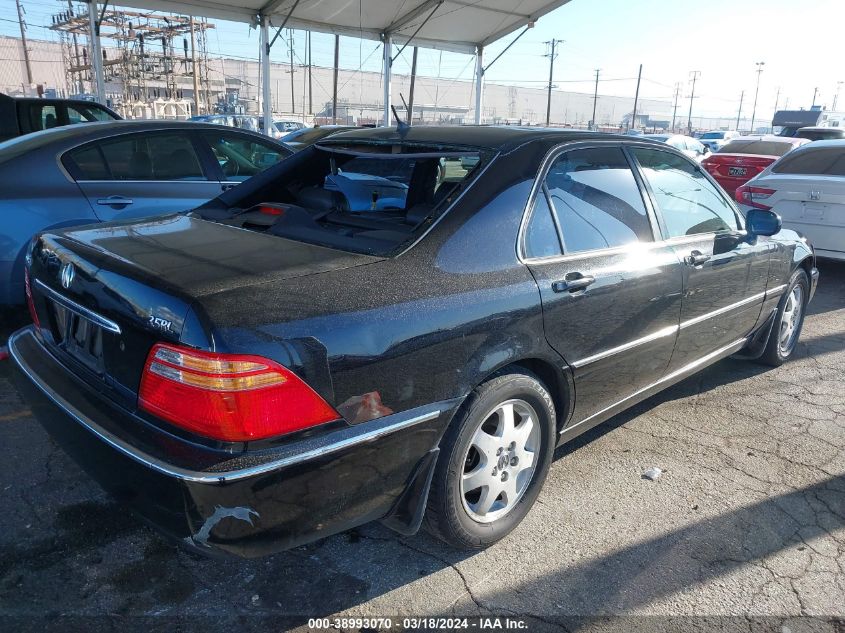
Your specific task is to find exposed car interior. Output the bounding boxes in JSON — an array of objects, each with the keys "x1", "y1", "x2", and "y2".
[{"x1": 212, "y1": 143, "x2": 485, "y2": 255}]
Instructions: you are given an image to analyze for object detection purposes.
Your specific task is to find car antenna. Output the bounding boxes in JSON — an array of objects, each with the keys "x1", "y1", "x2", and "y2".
[{"x1": 391, "y1": 95, "x2": 410, "y2": 137}]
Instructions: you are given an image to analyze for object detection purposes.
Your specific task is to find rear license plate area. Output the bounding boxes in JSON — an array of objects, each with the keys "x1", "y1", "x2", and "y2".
[
  {"x1": 728, "y1": 166, "x2": 747, "y2": 176},
  {"x1": 52, "y1": 303, "x2": 105, "y2": 374}
]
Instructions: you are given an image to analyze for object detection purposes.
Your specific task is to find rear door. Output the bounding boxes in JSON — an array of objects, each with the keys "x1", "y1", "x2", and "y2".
[
  {"x1": 524, "y1": 143, "x2": 684, "y2": 423},
  {"x1": 63, "y1": 131, "x2": 222, "y2": 221},
  {"x1": 761, "y1": 147, "x2": 845, "y2": 259},
  {"x1": 630, "y1": 146, "x2": 772, "y2": 372}
]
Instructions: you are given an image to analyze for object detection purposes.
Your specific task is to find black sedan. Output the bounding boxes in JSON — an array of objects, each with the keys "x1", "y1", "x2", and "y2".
[{"x1": 10, "y1": 127, "x2": 818, "y2": 557}]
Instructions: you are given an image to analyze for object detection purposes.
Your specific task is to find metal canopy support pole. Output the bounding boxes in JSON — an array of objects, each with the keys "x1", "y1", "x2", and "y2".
[
  {"x1": 382, "y1": 33, "x2": 392, "y2": 127},
  {"x1": 88, "y1": 0, "x2": 105, "y2": 103},
  {"x1": 260, "y1": 17, "x2": 272, "y2": 137},
  {"x1": 474, "y1": 46, "x2": 484, "y2": 125},
  {"x1": 332, "y1": 34, "x2": 339, "y2": 124},
  {"x1": 408, "y1": 46, "x2": 418, "y2": 123}
]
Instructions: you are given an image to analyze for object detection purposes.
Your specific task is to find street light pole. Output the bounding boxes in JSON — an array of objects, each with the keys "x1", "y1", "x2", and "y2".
[
  {"x1": 833, "y1": 81, "x2": 843, "y2": 111},
  {"x1": 687, "y1": 70, "x2": 700, "y2": 135},
  {"x1": 736, "y1": 90, "x2": 744, "y2": 131},
  {"x1": 750, "y1": 61, "x2": 765, "y2": 133},
  {"x1": 591, "y1": 68, "x2": 600, "y2": 130},
  {"x1": 812, "y1": 87, "x2": 819, "y2": 108}
]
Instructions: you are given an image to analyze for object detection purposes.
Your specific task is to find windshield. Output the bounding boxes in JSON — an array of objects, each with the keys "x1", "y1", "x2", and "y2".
[
  {"x1": 719, "y1": 140, "x2": 795, "y2": 156},
  {"x1": 208, "y1": 144, "x2": 486, "y2": 256},
  {"x1": 700, "y1": 132, "x2": 726, "y2": 139}
]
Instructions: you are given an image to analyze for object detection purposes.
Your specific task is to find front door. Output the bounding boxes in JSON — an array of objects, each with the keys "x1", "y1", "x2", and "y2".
[
  {"x1": 66, "y1": 131, "x2": 221, "y2": 221},
  {"x1": 630, "y1": 146, "x2": 771, "y2": 371},
  {"x1": 523, "y1": 144, "x2": 684, "y2": 423}
]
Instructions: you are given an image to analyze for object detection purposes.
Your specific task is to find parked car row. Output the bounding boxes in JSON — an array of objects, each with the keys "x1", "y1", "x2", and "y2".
[{"x1": 7, "y1": 125, "x2": 819, "y2": 559}]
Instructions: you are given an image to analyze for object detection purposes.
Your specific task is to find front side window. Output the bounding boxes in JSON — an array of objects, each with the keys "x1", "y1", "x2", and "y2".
[
  {"x1": 632, "y1": 147, "x2": 738, "y2": 238},
  {"x1": 543, "y1": 146, "x2": 653, "y2": 254},
  {"x1": 206, "y1": 132, "x2": 288, "y2": 181}
]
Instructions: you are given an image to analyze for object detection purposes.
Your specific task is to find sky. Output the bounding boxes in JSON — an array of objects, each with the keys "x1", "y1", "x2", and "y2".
[{"x1": 2, "y1": 0, "x2": 842, "y2": 123}]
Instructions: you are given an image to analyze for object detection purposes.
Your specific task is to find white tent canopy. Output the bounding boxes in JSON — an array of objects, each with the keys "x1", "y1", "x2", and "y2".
[{"x1": 84, "y1": 0, "x2": 574, "y2": 126}]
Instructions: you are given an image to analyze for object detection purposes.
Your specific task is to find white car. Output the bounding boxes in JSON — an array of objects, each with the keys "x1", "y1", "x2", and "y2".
[
  {"x1": 699, "y1": 130, "x2": 739, "y2": 152},
  {"x1": 643, "y1": 134, "x2": 710, "y2": 161},
  {"x1": 737, "y1": 139, "x2": 845, "y2": 260}
]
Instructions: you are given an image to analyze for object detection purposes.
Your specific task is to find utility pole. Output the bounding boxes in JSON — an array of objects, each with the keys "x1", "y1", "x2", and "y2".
[
  {"x1": 833, "y1": 81, "x2": 843, "y2": 111},
  {"x1": 591, "y1": 68, "x2": 600, "y2": 130},
  {"x1": 750, "y1": 61, "x2": 764, "y2": 133},
  {"x1": 687, "y1": 70, "x2": 700, "y2": 135},
  {"x1": 736, "y1": 90, "x2": 744, "y2": 131},
  {"x1": 16, "y1": 0, "x2": 33, "y2": 87},
  {"x1": 408, "y1": 46, "x2": 418, "y2": 123},
  {"x1": 288, "y1": 29, "x2": 295, "y2": 114},
  {"x1": 671, "y1": 82, "x2": 681, "y2": 132},
  {"x1": 773, "y1": 86, "x2": 781, "y2": 113},
  {"x1": 543, "y1": 39, "x2": 563, "y2": 126},
  {"x1": 812, "y1": 87, "x2": 819, "y2": 108},
  {"x1": 631, "y1": 64, "x2": 642, "y2": 131},
  {"x1": 189, "y1": 17, "x2": 201, "y2": 116}
]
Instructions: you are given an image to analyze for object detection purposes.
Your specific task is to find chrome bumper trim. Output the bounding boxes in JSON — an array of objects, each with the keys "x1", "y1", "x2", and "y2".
[{"x1": 9, "y1": 329, "x2": 440, "y2": 484}]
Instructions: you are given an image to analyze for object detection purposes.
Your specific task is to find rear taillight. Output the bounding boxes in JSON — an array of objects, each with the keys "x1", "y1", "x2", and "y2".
[
  {"x1": 24, "y1": 268, "x2": 40, "y2": 328},
  {"x1": 736, "y1": 185, "x2": 775, "y2": 209},
  {"x1": 138, "y1": 343, "x2": 338, "y2": 442}
]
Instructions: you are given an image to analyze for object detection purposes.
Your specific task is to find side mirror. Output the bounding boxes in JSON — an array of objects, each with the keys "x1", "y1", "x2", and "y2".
[{"x1": 745, "y1": 209, "x2": 782, "y2": 238}]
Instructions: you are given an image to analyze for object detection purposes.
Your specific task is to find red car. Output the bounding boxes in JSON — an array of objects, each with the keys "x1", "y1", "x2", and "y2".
[{"x1": 701, "y1": 135, "x2": 809, "y2": 197}]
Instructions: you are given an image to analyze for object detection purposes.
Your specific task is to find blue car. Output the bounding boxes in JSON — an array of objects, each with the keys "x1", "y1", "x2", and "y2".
[{"x1": 0, "y1": 120, "x2": 291, "y2": 306}]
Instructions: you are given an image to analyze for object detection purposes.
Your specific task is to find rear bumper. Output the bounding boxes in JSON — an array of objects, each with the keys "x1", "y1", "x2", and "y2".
[{"x1": 9, "y1": 327, "x2": 455, "y2": 557}]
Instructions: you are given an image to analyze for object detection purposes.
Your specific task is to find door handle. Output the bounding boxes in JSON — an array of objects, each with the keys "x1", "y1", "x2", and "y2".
[
  {"x1": 221, "y1": 183, "x2": 237, "y2": 192},
  {"x1": 552, "y1": 273, "x2": 595, "y2": 293},
  {"x1": 684, "y1": 250, "x2": 711, "y2": 266},
  {"x1": 96, "y1": 196, "x2": 133, "y2": 207}
]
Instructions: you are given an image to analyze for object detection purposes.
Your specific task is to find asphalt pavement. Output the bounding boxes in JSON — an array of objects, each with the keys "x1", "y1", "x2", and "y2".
[{"x1": 0, "y1": 261, "x2": 843, "y2": 633}]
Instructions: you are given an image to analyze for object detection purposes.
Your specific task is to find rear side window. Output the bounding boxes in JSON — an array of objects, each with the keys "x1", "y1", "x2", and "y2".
[
  {"x1": 25, "y1": 103, "x2": 58, "y2": 132},
  {"x1": 632, "y1": 147, "x2": 738, "y2": 237},
  {"x1": 67, "y1": 104, "x2": 115, "y2": 124},
  {"x1": 719, "y1": 140, "x2": 794, "y2": 156},
  {"x1": 66, "y1": 133, "x2": 205, "y2": 181},
  {"x1": 543, "y1": 146, "x2": 652, "y2": 254},
  {"x1": 524, "y1": 190, "x2": 562, "y2": 259},
  {"x1": 64, "y1": 145, "x2": 109, "y2": 180},
  {"x1": 772, "y1": 148, "x2": 845, "y2": 176}
]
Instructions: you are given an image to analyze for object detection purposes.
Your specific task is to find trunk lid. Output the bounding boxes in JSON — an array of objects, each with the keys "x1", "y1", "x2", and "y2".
[
  {"x1": 703, "y1": 154, "x2": 777, "y2": 195},
  {"x1": 27, "y1": 213, "x2": 381, "y2": 404},
  {"x1": 757, "y1": 174, "x2": 845, "y2": 255}
]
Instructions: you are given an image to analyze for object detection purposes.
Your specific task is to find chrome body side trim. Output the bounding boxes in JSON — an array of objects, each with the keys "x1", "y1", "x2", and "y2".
[
  {"x1": 572, "y1": 290, "x2": 767, "y2": 368},
  {"x1": 562, "y1": 337, "x2": 747, "y2": 436},
  {"x1": 9, "y1": 329, "x2": 440, "y2": 484},
  {"x1": 765, "y1": 283, "x2": 787, "y2": 299},
  {"x1": 34, "y1": 279, "x2": 122, "y2": 334},
  {"x1": 571, "y1": 325, "x2": 678, "y2": 368},
  {"x1": 678, "y1": 291, "x2": 766, "y2": 330}
]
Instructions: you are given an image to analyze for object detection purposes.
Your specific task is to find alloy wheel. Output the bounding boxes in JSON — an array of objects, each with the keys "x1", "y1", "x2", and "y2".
[
  {"x1": 460, "y1": 399, "x2": 541, "y2": 523},
  {"x1": 779, "y1": 284, "x2": 803, "y2": 353}
]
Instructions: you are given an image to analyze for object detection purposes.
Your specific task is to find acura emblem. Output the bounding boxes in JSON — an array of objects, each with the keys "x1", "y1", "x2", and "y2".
[{"x1": 60, "y1": 263, "x2": 75, "y2": 289}]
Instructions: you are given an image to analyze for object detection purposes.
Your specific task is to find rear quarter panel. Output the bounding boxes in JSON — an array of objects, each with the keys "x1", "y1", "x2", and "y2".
[{"x1": 0, "y1": 154, "x2": 97, "y2": 304}]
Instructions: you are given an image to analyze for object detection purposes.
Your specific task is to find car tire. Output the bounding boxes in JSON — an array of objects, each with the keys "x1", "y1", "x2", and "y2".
[
  {"x1": 424, "y1": 368, "x2": 556, "y2": 549},
  {"x1": 759, "y1": 268, "x2": 809, "y2": 367}
]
